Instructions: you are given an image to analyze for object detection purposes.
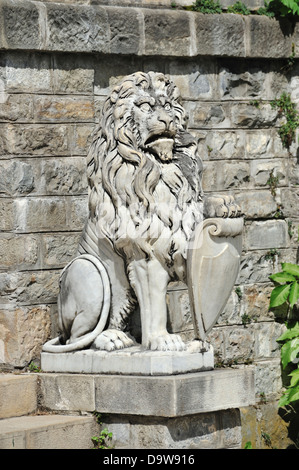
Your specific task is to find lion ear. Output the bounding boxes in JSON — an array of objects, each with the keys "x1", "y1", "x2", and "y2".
[{"x1": 110, "y1": 88, "x2": 120, "y2": 104}]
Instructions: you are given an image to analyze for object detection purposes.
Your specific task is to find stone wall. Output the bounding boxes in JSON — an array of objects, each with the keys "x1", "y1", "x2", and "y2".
[{"x1": 0, "y1": 0, "x2": 298, "y2": 417}]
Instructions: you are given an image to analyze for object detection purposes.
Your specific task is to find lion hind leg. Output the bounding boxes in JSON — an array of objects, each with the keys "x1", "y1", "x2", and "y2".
[{"x1": 43, "y1": 254, "x2": 110, "y2": 353}]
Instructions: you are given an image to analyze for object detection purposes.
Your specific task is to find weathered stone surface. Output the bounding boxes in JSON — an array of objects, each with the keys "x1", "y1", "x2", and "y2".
[
  {"x1": 34, "y1": 96, "x2": 94, "y2": 122},
  {"x1": 108, "y1": 7, "x2": 141, "y2": 55},
  {"x1": 0, "y1": 124, "x2": 69, "y2": 155},
  {"x1": 0, "y1": 374, "x2": 37, "y2": 419},
  {"x1": 0, "y1": 415, "x2": 99, "y2": 449},
  {"x1": 38, "y1": 368, "x2": 255, "y2": 417},
  {"x1": 0, "y1": 234, "x2": 39, "y2": 270},
  {"x1": 245, "y1": 220, "x2": 289, "y2": 250},
  {"x1": 46, "y1": 3, "x2": 109, "y2": 53},
  {"x1": 195, "y1": 13, "x2": 246, "y2": 57},
  {"x1": 246, "y1": 16, "x2": 293, "y2": 58},
  {"x1": 144, "y1": 9, "x2": 191, "y2": 56},
  {"x1": 0, "y1": 270, "x2": 60, "y2": 306},
  {"x1": 1, "y1": 0, "x2": 41, "y2": 50},
  {"x1": 41, "y1": 233, "x2": 80, "y2": 268},
  {"x1": 0, "y1": 307, "x2": 51, "y2": 366}
]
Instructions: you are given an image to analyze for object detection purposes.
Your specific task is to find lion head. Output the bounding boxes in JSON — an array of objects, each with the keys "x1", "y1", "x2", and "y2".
[{"x1": 86, "y1": 72, "x2": 203, "y2": 272}]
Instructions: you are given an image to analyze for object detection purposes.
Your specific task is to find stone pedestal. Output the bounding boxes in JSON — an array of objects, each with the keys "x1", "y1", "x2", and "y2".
[
  {"x1": 38, "y1": 363, "x2": 255, "y2": 449},
  {"x1": 40, "y1": 341, "x2": 214, "y2": 375}
]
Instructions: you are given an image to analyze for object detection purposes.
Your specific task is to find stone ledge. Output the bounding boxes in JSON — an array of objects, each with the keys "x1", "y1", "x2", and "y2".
[
  {"x1": 40, "y1": 341, "x2": 214, "y2": 375},
  {"x1": 38, "y1": 367, "x2": 255, "y2": 417},
  {"x1": 0, "y1": 0, "x2": 296, "y2": 58}
]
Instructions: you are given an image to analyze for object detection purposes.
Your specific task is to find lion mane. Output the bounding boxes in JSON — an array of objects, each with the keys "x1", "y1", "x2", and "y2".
[{"x1": 78, "y1": 71, "x2": 203, "y2": 331}]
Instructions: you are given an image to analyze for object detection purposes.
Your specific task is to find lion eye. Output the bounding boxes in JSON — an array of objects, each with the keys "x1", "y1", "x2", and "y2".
[
  {"x1": 164, "y1": 103, "x2": 171, "y2": 111},
  {"x1": 139, "y1": 102, "x2": 152, "y2": 113}
]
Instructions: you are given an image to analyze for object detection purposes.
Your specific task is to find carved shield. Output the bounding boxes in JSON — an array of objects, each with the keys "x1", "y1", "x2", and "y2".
[{"x1": 187, "y1": 218, "x2": 243, "y2": 340}]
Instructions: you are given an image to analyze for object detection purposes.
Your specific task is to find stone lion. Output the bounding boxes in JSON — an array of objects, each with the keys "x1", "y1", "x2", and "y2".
[{"x1": 43, "y1": 71, "x2": 240, "y2": 353}]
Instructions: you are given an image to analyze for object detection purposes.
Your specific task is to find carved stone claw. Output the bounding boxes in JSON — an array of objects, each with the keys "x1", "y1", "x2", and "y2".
[
  {"x1": 146, "y1": 333, "x2": 186, "y2": 352},
  {"x1": 92, "y1": 329, "x2": 136, "y2": 351},
  {"x1": 204, "y1": 195, "x2": 241, "y2": 219}
]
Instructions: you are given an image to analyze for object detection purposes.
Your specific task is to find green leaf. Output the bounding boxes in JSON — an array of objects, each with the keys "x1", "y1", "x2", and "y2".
[
  {"x1": 269, "y1": 284, "x2": 291, "y2": 308},
  {"x1": 289, "y1": 282, "x2": 299, "y2": 307},
  {"x1": 277, "y1": 322, "x2": 299, "y2": 342},
  {"x1": 280, "y1": 338, "x2": 299, "y2": 368},
  {"x1": 289, "y1": 368, "x2": 299, "y2": 388},
  {"x1": 279, "y1": 385, "x2": 299, "y2": 407},
  {"x1": 281, "y1": 262, "x2": 299, "y2": 278},
  {"x1": 269, "y1": 272, "x2": 296, "y2": 284}
]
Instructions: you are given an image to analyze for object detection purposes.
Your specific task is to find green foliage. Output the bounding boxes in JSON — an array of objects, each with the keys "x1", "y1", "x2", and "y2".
[
  {"x1": 256, "y1": 1, "x2": 276, "y2": 16},
  {"x1": 270, "y1": 92, "x2": 299, "y2": 149},
  {"x1": 266, "y1": 0, "x2": 299, "y2": 17},
  {"x1": 190, "y1": 0, "x2": 222, "y2": 13},
  {"x1": 91, "y1": 429, "x2": 113, "y2": 449},
  {"x1": 269, "y1": 262, "x2": 299, "y2": 407},
  {"x1": 91, "y1": 412, "x2": 114, "y2": 449},
  {"x1": 227, "y1": 1, "x2": 251, "y2": 14},
  {"x1": 244, "y1": 441, "x2": 253, "y2": 448}
]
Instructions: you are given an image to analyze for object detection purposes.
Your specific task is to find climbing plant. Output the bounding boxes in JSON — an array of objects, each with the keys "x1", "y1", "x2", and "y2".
[{"x1": 269, "y1": 263, "x2": 299, "y2": 407}]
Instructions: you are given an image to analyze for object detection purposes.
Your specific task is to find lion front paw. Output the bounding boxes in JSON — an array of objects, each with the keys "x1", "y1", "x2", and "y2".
[
  {"x1": 146, "y1": 333, "x2": 186, "y2": 352},
  {"x1": 92, "y1": 329, "x2": 136, "y2": 351},
  {"x1": 204, "y1": 195, "x2": 241, "y2": 219}
]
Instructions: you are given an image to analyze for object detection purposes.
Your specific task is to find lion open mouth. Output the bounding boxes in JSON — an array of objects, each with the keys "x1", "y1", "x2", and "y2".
[{"x1": 144, "y1": 133, "x2": 174, "y2": 162}]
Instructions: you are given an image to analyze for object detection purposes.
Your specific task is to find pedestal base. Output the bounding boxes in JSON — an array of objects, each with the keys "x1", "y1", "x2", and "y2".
[
  {"x1": 40, "y1": 340, "x2": 214, "y2": 376},
  {"x1": 38, "y1": 367, "x2": 255, "y2": 449}
]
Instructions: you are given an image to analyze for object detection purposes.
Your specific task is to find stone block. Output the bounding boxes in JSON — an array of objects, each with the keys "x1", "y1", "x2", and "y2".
[
  {"x1": 38, "y1": 368, "x2": 255, "y2": 417},
  {"x1": 0, "y1": 415, "x2": 99, "y2": 449},
  {"x1": 0, "y1": 160, "x2": 35, "y2": 196},
  {"x1": 144, "y1": 9, "x2": 191, "y2": 56},
  {"x1": 34, "y1": 96, "x2": 94, "y2": 122},
  {"x1": 0, "y1": 307, "x2": 51, "y2": 367},
  {"x1": 40, "y1": 157, "x2": 88, "y2": 195},
  {"x1": 194, "y1": 13, "x2": 246, "y2": 57},
  {"x1": 0, "y1": 234, "x2": 39, "y2": 270},
  {"x1": 14, "y1": 197, "x2": 68, "y2": 232},
  {"x1": 254, "y1": 358, "x2": 283, "y2": 398},
  {"x1": 246, "y1": 16, "x2": 293, "y2": 58},
  {"x1": 107, "y1": 7, "x2": 142, "y2": 55},
  {"x1": 1, "y1": 0, "x2": 41, "y2": 50},
  {"x1": 4, "y1": 52, "x2": 53, "y2": 93},
  {"x1": 245, "y1": 130, "x2": 274, "y2": 160},
  {"x1": 52, "y1": 55, "x2": 94, "y2": 95},
  {"x1": 168, "y1": 60, "x2": 216, "y2": 100},
  {"x1": 39, "y1": 373, "x2": 96, "y2": 412},
  {"x1": 0, "y1": 270, "x2": 60, "y2": 306},
  {"x1": 281, "y1": 188, "x2": 299, "y2": 218},
  {"x1": 250, "y1": 159, "x2": 287, "y2": 188},
  {"x1": 0, "y1": 374, "x2": 37, "y2": 419},
  {"x1": 41, "y1": 233, "x2": 81, "y2": 268},
  {"x1": 245, "y1": 220, "x2": 289, "y2": 250},
  {"x1": 219, "y1": 64, "x2": 269, "y2": 100},
  {"x1": 0, "y1": 198, "x2": 14, "y2": 231},
  {"x1": 41, "y1": 343, "x2": 214, "y2": 375},
  {"x1": 46, "y1": 3, "x2": 109, "y2": 53},
  {"x1": 2, "y1": 124, "x2": 69, "y2": 156},
  {"x1": 203, "y1": 161, "x2": 250, "y2": 191},
  {"x1": 231, "y1": 103, "x2": 278, "y2": 128},
  {"x1": 198, "y1": 130, "x2": 245, "y2": 162},
  {"x1": 0, "y1": 94, "x2": 33, "y2": 122},
  {"x1": 254, "y1": 322, "x2": 284, "y2": 360},
  {"x1": 234, "y1": 190, "x2": 278, "y2": 219}
]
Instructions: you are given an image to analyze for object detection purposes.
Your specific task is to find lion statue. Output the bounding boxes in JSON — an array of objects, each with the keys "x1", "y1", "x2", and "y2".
[{"x1": 43, "y1": 71, "x2": 240, "y2": 354}]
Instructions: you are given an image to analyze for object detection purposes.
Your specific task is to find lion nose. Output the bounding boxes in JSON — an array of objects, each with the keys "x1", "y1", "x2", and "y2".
[{"x1": 158, "y1": 110, "x2": 174, "y2": 131}]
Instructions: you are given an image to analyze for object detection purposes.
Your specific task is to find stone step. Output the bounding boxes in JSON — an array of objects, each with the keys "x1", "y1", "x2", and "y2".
[
  {"x1": 0, "y1": 373, "x2": 37, "y2": 419},
  {"x1": 0, "y1": 414, "x2": 99, "y2": 449}
]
